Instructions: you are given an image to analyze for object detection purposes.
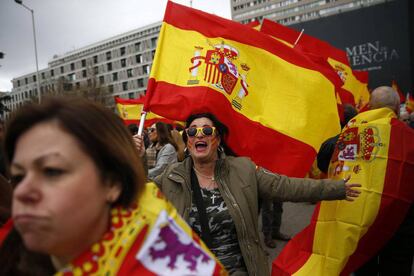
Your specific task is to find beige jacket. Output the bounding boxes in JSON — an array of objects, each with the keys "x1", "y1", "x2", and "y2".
[{"x1": 154, "y1": 154, "x2": 346, "y2": 276}]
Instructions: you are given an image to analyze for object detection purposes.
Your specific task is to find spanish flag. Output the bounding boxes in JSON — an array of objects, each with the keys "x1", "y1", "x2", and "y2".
[
  {"x1": 260, "y1": 19, "x2": 370, "y2": 109},
  {"x1": 352, "y1": 70, "x2": 371, "y2": 111},
  {"x1": 144, "y1": 2, "x2": 340, "y2": 177},
  {"x1": 115, "y1": 96, "x2": 181, "y2": 127},
  {"x1": 406, "y1": 93, "x2": 414, "y2": 114},
  {"x1": 391, "y1": 80, "x2": 406, "y2": 103},
  {"x1": 273, "y1": 108, "x2": 414, "y2": 275},
  {"x1": 259, "y1": 19, "x2": 349, "y2": 123}
]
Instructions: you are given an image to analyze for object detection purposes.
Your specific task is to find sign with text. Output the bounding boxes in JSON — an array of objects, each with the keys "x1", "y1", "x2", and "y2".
[{"x1": 292, "y1": 0, "x2": 411, "y2": 93}]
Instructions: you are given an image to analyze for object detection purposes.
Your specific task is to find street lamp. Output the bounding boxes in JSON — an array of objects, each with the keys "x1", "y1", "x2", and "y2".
[{"x1": 15, "y1": 0, "x2": 41, "y2": 103}]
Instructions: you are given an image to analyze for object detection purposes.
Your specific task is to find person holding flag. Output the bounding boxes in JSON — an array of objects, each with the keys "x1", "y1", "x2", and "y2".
[
  {"x1": 353, "y1": 86, "x2": 414, "y2": 276},
  {"x1": 132, "y1": 112, "x2": 361, "y2": 275},
  {"x1": 273, "y1": 86, "x2": 414, "y2": 275}
]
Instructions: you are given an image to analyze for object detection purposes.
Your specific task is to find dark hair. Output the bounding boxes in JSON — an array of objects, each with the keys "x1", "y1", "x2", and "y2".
[
  {"x1": 155, "y1": 121, "x2": 178, "y2": 150},
  {"x1": 175, "y1": 124, "x2": 184, "y2": 132},
  {"x1": 183, "y1": 113, "x2": 236, "y2": 156},
  {"x1": 127, "y1": 123, "x2": 138, "y2": 135},
  {"x1": 341, "y1": 104, "x2": 358, "y2": 128},
  {"x1": 4, "y1": 96, "x2": 146, "y2": 207}
]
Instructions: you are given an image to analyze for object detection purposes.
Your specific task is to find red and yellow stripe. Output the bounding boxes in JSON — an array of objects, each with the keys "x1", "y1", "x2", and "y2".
[
  {"x1": 273, "y1": 108, "x2": 414, "y2": 275},
  {"x1": 115, "y1": 97, "x2": 182, "y2": 127},
  {"x1": 260, "y1": 19, "x2": 371, "y2": 110},
  {"x1": 145, "y1": 2, "x2": 340, "y2": 176}
]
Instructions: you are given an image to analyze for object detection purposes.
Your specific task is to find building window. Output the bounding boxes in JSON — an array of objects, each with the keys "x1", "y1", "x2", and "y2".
[
  {"x1": 106, "y1": 51, "x2": 111, "y2": 60},
  {"x1": 151, "y1": 37, "x2": 158, "y2": 48},
  {"x1": 25, "y1": 78, "x2": 28, "y2": 84},
  {"x1": 122, "y1": 81, "x2": 128, "y2": 91},
  {"x1": 112, "y1": 72, "x2": 118, "y2": 81},
  {"x1": 136, "y1": 54, "x2": 142, "y2": 63},
  {"x1": 93, "y1": 55, "x2": 98, "y2": 64},
  {"x1": 81, "y1": 59, "x2": 86, "y2": 67},
  {"x1": 65, "y1": 83, "x2": 73, "y2": 91},
  {"x1": 60, "y1": 66, "x2": 64, "y2": 74},
  {"x1": 121, "y1": 58, "x2": 126, "y2": 68},
  {"x1": 51, "y1": 69, "x2": 54, "y2": 77},
  {"x1": 137, "y1": 78, "x2": 144, "y2": 88},
  {"x1": 120, "y1": 47, "x2": 126, "y2": 56},
  {"x1": 41, "y1": 72, "x2": 45, "y2": 79},
  {"x1": 128, "y1": 92, "x2": 135, "y2": 99},
  {"x1": 143, "y1": 65, "x2": 150, "y2": 75},
  {"x1": 108, "y1": 84, "x2": 114, "y2": 93},
  {"x1": 17, "y1": 80, "x2": 20, "y2": 87},
  {"x1": 70, "y1": 63, "x2": 75, "y2": 71},
  {"x1": 68, "y1": 73, "x2": 76, "y2": 81},
  {"x1": 33, "y1": 75, "x2": 36, "y2": 82},
  {"x1": 87, "y1": 79, "x2": 92, "y2": 87},
  {"x1": 76, "y1": 82, "x2": 80, "y2": 89},
  {"x1": 135, "y1": 42, "x2": 141, "y2": 51},
  {"x1": 94, "y1": 66, "x2": 99, "y2": 75},
  {"x1": 127, "y1": 69, "x2": 133, "y2": 78},
  {"x1": 107, "y1": 62, "x2": 112, "y2": 71},
  {"x1": 152, "y1": 50, "x2": 156, "y2": 59},
  {"x1": 82, "y1": 69, "x2": 87, "y2": 78},
  {"x1": 99, "y1": 76, "x2": 104, "y2": 84}
]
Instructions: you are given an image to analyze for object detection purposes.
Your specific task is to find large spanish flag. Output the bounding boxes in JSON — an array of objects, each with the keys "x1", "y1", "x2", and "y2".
[
  {"x1": 115, "y1": 96, "x2": 181, "y2": 127},
  {"x1": 144, "y1": 1, "x2": 340, "y2": 177},
  {"x1": 273, "y1": 107, "x2": 414, "y2": 275},
  {"x1": 260, "y1": 19, "x2": 370, "y2": 109}
]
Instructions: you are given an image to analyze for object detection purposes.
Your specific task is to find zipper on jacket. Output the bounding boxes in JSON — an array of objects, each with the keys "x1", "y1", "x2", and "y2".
[{"x1": 216, "y1": 163, "x2": 257, "y2": 276}]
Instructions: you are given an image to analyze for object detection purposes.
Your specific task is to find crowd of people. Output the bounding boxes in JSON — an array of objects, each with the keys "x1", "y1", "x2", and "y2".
[{"x1": 0, "y1": 85, "x2": 412, "y2": 275}]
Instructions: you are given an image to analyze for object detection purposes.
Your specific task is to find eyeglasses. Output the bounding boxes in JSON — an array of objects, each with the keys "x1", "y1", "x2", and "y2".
[
  {"x1": 147, "y1": 128, "x2": 156, "y2": 133},
  {"x1": 186, "y1": 126, "x2": 216, "y2": 137}
]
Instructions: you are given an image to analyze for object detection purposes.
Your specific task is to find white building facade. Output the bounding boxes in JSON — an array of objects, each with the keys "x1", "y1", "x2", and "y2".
[
  {"x1": 6, "y1": 22, "x2": 161, "y2": 118},
  {"x1": 231, "y1": 0, "x2": 389, "y2": 25}
]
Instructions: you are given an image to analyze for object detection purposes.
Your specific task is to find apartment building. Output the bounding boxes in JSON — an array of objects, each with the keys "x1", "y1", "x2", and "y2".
[
  {"x1": 231, "y1": 0, "x2": 388, "y2": 25},
  {"x1": 6, "y1": 21, "x2": 161, "y2": 117}
]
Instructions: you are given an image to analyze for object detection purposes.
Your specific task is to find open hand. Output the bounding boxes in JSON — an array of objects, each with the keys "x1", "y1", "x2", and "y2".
[{"x1": 343, "y1": 175, "x2": 361, "y2": 201}]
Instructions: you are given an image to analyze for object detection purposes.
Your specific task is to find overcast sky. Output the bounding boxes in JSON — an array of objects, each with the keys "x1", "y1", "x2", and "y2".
[{"x1": 0, "y1": 0, "x2": 231, "y2": 92}]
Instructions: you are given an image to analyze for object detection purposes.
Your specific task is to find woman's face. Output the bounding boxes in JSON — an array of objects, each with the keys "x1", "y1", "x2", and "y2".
[
  {"x1": 11, "y1": 121, "x2": 120, "y2": 263},
  {"x1": 186, "y1": 117, "x2": 221, "y2": 163},
  {"x1": 148, "y1": 123, "x2": 158, "y2": 143}
]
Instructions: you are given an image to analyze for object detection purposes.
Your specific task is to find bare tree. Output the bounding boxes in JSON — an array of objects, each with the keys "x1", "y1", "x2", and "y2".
[{"x1": 35, "y1": 62, "x2": 111, "y2": 106}]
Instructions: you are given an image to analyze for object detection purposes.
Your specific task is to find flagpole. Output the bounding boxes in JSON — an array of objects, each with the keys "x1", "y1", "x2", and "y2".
[
  {"x1": 293, "y1": 29, "x2": 304, "y2": 47},
  {"x1": 137, "y1": 111, "x2": 147, "y2": 136}
]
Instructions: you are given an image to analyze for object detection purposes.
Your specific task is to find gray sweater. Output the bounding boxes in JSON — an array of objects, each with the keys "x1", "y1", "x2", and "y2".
[{"x1": 148, "y1": 143, "x2": 177, "y2": 179}]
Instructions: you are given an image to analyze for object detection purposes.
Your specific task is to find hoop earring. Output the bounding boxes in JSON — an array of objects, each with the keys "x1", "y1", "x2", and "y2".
[{"x1": 218, "y1": 145, "x2": 224, "y2": 153}]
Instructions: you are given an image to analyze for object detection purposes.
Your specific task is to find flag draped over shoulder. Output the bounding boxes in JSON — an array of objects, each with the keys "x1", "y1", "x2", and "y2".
[
  {"x1": 260, "y1": 19, "x2": 370, "y2": 110},
  {"x1": 115, "y1": 97, "x2": 181, "y2": 127},
  {"x1": 144, "y1": 2, "x2": 340, "y2": 177},
  {"x1": 273, "y1": 108, "x2": 414, "y2": 275},
  {"x1": 56, "y1": 182, "x2": 226, "y2": 276}
]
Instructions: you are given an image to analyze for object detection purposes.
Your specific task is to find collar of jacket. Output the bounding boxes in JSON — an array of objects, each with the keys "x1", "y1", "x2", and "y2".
[{"x1": 167, "y1": 151, "x2": 230, "y2": 186}]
